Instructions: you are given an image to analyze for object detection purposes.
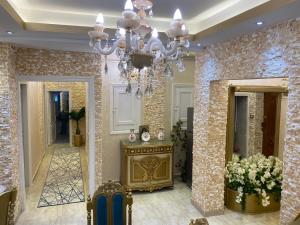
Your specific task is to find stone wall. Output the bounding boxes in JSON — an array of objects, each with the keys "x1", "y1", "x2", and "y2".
[
  {"x1": 193, "y1": 19, "x2": 300, "y2": 224},
  {"x1": 143, "y1": 65, "x2": 167, "y2": 137},
  {"x1": 0, "y1": 43, "x2": 21, "y2": 214},
  {"x1": 247, "y1": 92, "x2": 264, "y2": 156}
]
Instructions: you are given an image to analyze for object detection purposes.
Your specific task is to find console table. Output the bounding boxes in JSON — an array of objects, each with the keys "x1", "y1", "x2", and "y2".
[{"x1": 120, "y1": 139, "x2": 174, "y2": 192}]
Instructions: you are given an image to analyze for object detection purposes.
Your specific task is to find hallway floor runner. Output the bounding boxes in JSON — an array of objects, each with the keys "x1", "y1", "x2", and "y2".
[{"x1": 38, "y1": 146, "x2": 85, "y2": 207}]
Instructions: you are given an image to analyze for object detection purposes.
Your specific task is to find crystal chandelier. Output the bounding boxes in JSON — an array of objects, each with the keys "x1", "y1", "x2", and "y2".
[{"x1": 88, "y1": 0, "x2": 189, "y2": 98}]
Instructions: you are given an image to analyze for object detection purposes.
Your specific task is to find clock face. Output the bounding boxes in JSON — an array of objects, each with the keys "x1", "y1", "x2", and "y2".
[{"x1": 141, "y1": 132, "x2": 151, "y2": 142}]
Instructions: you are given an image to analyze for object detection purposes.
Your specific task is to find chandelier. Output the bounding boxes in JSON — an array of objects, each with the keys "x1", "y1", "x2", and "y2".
[{"x1": 88, "y1": 0, "x2": 189, "y2": 98}]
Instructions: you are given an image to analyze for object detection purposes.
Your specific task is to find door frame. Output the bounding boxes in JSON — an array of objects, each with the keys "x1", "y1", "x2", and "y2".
[
  {"x1": 225, "y1": 84, "x2": 288, "y2": 163},
  {"x1": 45, "y1": 87, "x2": 72, "y2": 146},
  {"x1": 16, "y1": 75, "x2": 96, "y2": 210},
  {"x1": 19, "y1": 83, "x2": 32, "y2": 187}
]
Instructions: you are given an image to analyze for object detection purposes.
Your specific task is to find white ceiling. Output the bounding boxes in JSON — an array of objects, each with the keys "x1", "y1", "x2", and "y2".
[
  {"x1": 0, "y1": 0, "x2": 300, "y2": 53},
  {"x1": 10, "y1": 0, "x2": 223, "y2": 20},
  {"x1": 7, "y1": 0, "x2": 272, "y2": 33}
]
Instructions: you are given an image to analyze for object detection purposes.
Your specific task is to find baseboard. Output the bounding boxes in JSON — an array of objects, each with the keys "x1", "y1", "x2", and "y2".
[{"x1": 32, "y1": 151, "x2": 46, "y2": 182}]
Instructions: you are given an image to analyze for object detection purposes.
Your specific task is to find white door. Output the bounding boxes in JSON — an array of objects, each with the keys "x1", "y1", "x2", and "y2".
[{"x1": 172, "y1": 85, "x2": 193, "y2": 129}]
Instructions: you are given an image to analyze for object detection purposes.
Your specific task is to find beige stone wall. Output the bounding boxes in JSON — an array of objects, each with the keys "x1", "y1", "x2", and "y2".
[
  {"x1": 0, "y1": 43, "x2": 21, "y2": 215},
  {"x1": 45, "y1": 82, "x2": 87, "y2": 144},
  {"x1": 193, "y1": 19, "x2": 300, "y2": 224},
  {"x1": 247, "y1": 92, "x2": 264, "y2": 156}
]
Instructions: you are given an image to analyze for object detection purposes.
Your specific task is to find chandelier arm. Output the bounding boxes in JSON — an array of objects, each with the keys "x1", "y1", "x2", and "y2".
[
  {"x1": 148, "y1": 39, "x2": 180, "y2": 57},
  {"x1": 94, "y1": 39, "x2": 122, "y2": 55}
]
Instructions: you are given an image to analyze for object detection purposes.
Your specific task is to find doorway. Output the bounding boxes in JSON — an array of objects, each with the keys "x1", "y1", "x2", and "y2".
[
  {"x1": 47, "y1": 90, "x2": 71, "y2": 145},
  {"x1": 17, "y1": 77, "x2": 96, "y2": 215},
  {"x1": 234, "y1": 95, "x2": 249, "y2": 158}
]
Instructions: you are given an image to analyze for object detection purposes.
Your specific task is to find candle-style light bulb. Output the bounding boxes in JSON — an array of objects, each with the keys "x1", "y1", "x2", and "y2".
[
  {"x1": 96, "y1": 13, "x2": 104, "y2": 24},
  {"x1": 182, "y1": 24, "x2": 186, "y2": 31},
  {"x1": 152, "y1": 28, "x2": 158, "y2": 38},
  {"x1": 173, "y1": 9, "x2": 182, "y2": 20},
  {"x1": 124, "y1": 0, "x2": 134, "y2": 10},
  {"x1": 119, "y1": 28, "x2": 126, "y2": 37}
]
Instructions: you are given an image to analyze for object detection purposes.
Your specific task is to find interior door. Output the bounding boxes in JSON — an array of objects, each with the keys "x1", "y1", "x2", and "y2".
[
  {"x1": 262, "y1": 93, "x2": 278, "y2": 157},
  {"x1": 47, "y1": 92, "x2": 56, "y2": 145}
]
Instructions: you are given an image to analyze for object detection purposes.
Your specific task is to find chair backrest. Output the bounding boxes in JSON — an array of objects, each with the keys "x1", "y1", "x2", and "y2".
[
  {"x1": 87, "y1": 181, "x2": 133, "y2": 225},
  {"x1": 189, "y1": 218, "x2": 209, "y2": 225},
  {"x1": 0, "y1": 187, "x2": 17, "y2": 225}
]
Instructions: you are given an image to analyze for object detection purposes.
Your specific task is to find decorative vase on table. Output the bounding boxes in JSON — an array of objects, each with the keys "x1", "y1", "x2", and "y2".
[
  {"x1": 157, "y1": 128, "x2": 165, "y2": 141},
  {"x1": 128, "y1": 129, "x2": 136, "y2": 143}
]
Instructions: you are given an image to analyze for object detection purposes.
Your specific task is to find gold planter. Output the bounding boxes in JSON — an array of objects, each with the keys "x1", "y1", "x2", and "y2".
[
  {"x1": 74, "y1": 134, "x2": 82, "y2": 147},
  {"x1": 225, "y1": 187, "x2": 280, "y2": 213}
]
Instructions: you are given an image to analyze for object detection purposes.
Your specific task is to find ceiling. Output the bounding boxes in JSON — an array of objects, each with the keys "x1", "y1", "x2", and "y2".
[{"x1": 0, "y1": 0, "x2": 299, "y2": 53}]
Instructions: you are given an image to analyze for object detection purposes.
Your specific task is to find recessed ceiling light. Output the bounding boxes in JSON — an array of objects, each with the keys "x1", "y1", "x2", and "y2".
[
  {"x1": 197, "y1": 43, "x2": 201, "y2": 47},
  {"x1": 6, "y1": 31, "x2": 14, "y2": 35},
  {"x1": 256, "y1": 21, "x2": 263, "y2": 26}
]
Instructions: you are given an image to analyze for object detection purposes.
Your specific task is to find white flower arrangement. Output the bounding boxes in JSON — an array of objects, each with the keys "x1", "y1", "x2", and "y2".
[{"x1": 225, "y1": 153, "x2": 282, "y2": 208}]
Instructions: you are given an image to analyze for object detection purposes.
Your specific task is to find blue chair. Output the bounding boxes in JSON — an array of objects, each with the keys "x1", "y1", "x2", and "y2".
[{"x1": 87, "y1": 181, "x2": 133, "y2": 225}]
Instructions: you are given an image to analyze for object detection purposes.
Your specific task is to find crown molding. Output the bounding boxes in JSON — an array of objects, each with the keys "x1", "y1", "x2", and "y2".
[{"x1": 0, "y1": 0, "x2": 295, "y2": 41}]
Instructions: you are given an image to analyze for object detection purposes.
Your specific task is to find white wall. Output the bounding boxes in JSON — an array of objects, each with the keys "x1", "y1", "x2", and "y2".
[
  {"x1": 27, "y1": 82, "x2": 46, "y2": 182},
  {"x1": 102, "y1": 55, "x2": 195, "y2": 181}
]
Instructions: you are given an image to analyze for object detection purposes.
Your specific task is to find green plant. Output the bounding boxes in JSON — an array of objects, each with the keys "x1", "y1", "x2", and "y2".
[
  {"x1": 69, "y1": 107, "x2": 85, "y2": 135},
  {"x1": 171, "y1": 120, "x2": 188, "y2": 180}
]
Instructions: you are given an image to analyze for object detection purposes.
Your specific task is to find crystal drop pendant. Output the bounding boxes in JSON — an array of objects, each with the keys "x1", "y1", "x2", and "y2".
[
  {"x1": 118, "y1": 61, "x2": 123, "y2": 72},
  {"x1": 126, "y1": 82, "x2": 132, "y2": 94},
  {"x1": 135, "y1": 88, "x2": 143, "y2": 99},
  {"x1": 149, "y1": 9, "x2": 153, "y2": 17}
]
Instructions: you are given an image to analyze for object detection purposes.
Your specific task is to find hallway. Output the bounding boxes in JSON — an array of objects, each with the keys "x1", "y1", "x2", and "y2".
[{"x1": 17, "y1": 144, "x2": 88, "y2": 225}]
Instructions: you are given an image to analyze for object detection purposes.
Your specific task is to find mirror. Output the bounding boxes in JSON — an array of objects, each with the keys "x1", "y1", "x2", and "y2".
[{"x1": 230, "y1": 91, "x2": 287, "y2": 160}]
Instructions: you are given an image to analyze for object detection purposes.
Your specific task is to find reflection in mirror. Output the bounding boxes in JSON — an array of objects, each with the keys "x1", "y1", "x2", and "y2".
[{"x1": 233, "y1": 92, "x2": 287, "y2": 160}]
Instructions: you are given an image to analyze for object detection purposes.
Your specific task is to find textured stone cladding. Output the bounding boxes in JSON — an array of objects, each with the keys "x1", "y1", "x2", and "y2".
[
  {"x1": 143, "y1": 65, "x2": 167, "y2": 137},
  {"x1": 0, "y1": 43, "x2": 21, "y2": 214},
  {"x1": 193, "y1": 19, "x2": 300, "y2": 224},
  {"x1": 15, "y1": 47, "x2": 103, "y2": 203}
]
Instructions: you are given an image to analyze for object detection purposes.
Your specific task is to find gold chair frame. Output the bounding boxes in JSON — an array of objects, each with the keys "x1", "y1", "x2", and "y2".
[
  {"x1": 189, "y1": 218, "x2": 209, "y2": 225},
  {"x1": 87, "y1": 181, "x2": 133, "y2": 225},
  {"x1": 0, "y1": 187, "x2": 17, "y2": 225}
]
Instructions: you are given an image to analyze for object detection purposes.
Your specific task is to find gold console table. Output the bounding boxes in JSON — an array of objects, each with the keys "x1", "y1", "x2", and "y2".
[{"x1": 120, "y1": 139, "x2": 174, "y2": 192}]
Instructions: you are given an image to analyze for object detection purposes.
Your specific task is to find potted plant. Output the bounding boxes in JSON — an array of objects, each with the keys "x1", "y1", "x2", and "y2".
[
  {"x1": 69, "y1": 107, "x2": 85, "y2": 147},
  {"x1": 171, "y1": 120, "x2": 188, "y2": 182},
  {"x1": 225, "y1": 153, "x2": 282, "y2": 213}
]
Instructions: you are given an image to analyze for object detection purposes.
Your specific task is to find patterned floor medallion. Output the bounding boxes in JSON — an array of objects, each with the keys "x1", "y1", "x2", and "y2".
[{"x1": 38, "y1": 146, "x2": 85, "y2": 207}]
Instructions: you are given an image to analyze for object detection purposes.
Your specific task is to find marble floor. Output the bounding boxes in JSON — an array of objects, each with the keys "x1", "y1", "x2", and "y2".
[{"x1": 16, "y1": 144, "x2": 280, "y2": 225}]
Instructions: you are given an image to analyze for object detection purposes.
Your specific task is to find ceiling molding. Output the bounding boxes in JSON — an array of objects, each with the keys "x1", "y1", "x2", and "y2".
[
  {"x1": 192, "y1": 0, "x2": 295, "y2": 41},
  {"x1": 0, "y1": 0, "x2": 24, "y2": 28},
  {"x1": 24, "y1": 23, "x2": 92, "y2": 34},
  {"x1": 0, "y1": 0, "x2": 295, "y2": 41}
]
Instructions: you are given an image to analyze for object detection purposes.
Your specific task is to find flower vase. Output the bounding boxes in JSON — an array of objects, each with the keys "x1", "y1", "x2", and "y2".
[
  {"x1": 128, "y1": 129, "x2": 136, "y2": 143},
  {"x1": 225, "y1": 187, "x2": 280, "y2": 213},
  {"x1": 157, "y1": 128, "x2": 165, "y2": 141}
]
